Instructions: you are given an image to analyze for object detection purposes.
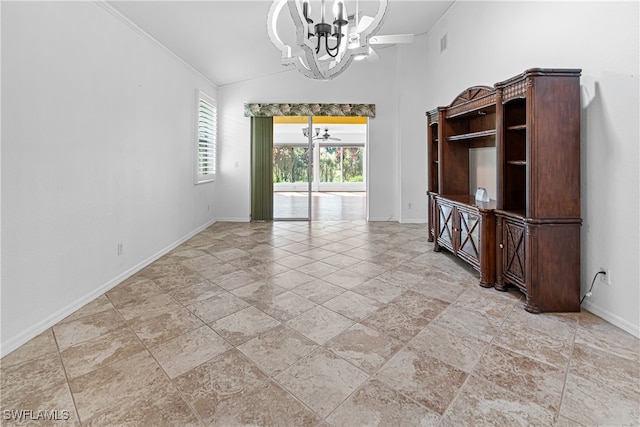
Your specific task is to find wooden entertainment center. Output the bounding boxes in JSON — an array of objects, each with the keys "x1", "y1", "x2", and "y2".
[{"x1": 426, "y1": 68, "x2": 582, "y2": 313}]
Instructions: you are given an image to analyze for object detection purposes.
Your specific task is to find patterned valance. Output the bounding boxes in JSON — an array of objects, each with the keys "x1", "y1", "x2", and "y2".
[{"x1": 244, "y1": 103, "x2": 376, "y2": 118}]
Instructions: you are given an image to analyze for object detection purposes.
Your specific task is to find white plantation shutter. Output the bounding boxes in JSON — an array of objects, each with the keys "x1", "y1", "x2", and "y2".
[{"x1": 196, "y1": 91, "x2": 217, "y2": 183}]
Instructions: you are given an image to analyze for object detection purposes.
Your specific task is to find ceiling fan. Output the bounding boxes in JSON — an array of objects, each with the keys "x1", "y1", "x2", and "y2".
[
  {"x1": 316, "y1": 1, "x2": 414, "y2": 64},
  {"x1": 348, "y1": 12, "x2": 414, "y2": 62},
  {"x1": 303, "y1": 127, "x2": 342, "y2": 141}
]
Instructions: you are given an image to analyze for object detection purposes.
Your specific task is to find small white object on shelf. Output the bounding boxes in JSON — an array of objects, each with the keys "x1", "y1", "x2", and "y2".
[{"x1": 475, "y1": 187, "x2": 489, "y2": 202}]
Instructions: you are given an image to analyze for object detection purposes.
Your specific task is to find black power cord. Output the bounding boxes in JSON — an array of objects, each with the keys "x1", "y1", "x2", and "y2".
[{"x1": 580, "y1": 270, "x2": 607, "y2": 305}]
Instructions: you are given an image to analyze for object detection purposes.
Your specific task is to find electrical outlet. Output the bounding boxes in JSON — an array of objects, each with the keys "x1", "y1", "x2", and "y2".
[
  {"x1": 408, "y1": 202, "x2": 412, "y2": 209},
  {"x1": 599, "y1": 268, "x2": 610, "y2": 285},
  {"x1": 117, "y1": 242, "x2": 124, "y2": 256}
]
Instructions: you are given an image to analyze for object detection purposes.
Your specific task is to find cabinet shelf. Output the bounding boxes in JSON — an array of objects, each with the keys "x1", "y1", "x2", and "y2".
[
  {"x1": 507, "y1": 160, "x2": 527, "y2": 166},
  {"x1": 507, "y1": 124, "x2": 527, "y2": 131},
  {"x1": 446, "y1": 129, "x2": 496, "y2": 142}
]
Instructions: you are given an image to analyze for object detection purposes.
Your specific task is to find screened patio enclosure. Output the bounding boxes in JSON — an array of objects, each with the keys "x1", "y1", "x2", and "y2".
[
  {"x1": 244, "y1": 103, "x2": 375, "y2": 221},
  {"x1": 273, "y1": 116, "x2": 367, "y2": 193}
]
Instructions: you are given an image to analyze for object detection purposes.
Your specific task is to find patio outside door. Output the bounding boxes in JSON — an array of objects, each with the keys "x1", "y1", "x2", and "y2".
[{"x1": 273, "y1": 116, "x2": 313, "y2": 220}]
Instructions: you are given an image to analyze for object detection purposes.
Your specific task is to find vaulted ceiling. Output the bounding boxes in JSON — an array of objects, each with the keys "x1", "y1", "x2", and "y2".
[{"x1": 108, "y1": 1, "x2": 454, "y2": 87}]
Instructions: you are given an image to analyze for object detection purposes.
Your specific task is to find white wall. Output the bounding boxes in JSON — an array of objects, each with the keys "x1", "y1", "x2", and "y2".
[
  {"x1": 217, "y1": 47, "x2": 401, "y2": 222},
  {"x1": 422, "y1": 1, "x2": 639, "y2": 336},
  {"x1": 396, "y1": 36, "x2": 429, "y2": 223},
  {"x1": 1, "y1": 2, "x2": 217, "y2": 355}
]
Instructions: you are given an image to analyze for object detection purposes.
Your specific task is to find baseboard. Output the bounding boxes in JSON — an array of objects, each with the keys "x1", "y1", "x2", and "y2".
[
  {"x1": 0, "y1": 219, "x2": 216, "y2": 358},
  {"x1": 214, "y1": 217, "x2": 251, "y2": 222},
  {"x1": 367, "y1": 216, "x2": 399, "y2": 222},
  {"x1": 582, "y1": 300, "x2": 640, "y2": 339}
]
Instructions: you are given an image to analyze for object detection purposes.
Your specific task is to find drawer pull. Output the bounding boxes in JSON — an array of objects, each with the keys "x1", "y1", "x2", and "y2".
[{"x1": 499, "y1": 243, "x2": 504, "y2": 249}]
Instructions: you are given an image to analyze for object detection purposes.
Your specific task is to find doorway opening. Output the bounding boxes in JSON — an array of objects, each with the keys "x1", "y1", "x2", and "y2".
[{"x1": 273, "y1": 116, "x2": 367, "y2": 220}]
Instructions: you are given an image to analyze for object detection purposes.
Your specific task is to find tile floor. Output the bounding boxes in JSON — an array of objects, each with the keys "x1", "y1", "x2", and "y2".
[
  {"x1": 2, "y1": 220, "x2": 639, "y2": 426},
  {"x1": 274, "y1": 191, "x2": 366, "y2": 220}
]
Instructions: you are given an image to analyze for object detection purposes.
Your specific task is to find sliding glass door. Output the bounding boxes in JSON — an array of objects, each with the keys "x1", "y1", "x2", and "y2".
[{"x1": 273, "y1": 116, "x2": 313, "y2": 220}]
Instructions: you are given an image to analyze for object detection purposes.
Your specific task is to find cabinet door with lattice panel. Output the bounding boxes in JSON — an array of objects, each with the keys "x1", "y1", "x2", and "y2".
[{"x1": 501, "y1": 217, "x2": 526, "y2": 291}]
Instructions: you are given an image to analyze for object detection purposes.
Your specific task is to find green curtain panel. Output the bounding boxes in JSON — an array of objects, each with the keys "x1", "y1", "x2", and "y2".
[{"x1": 251, "y1": 117, "x2": 274, "y2": 221}]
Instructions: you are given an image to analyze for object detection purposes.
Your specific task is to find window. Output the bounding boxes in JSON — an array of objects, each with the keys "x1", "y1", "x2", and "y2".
[{"x1": 195, "y1": 91, "x2": 217, "y2": 183}]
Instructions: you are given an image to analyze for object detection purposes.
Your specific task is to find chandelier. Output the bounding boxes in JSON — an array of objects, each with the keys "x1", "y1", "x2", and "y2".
[{"x1": 268, "y1": 0, "x2": 389, "y2": 80}]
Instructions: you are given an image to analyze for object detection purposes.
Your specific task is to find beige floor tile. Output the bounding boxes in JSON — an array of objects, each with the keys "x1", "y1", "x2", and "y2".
[
  {"x1": 569, "y1": 342, "x2": 640, "y2": 394},
  {"x1": 1, "y1": 329, "x2": 59, "y2": 369},
  {"x1": 238, "y1": 325, "x2": 318, "y2": 376},
  {"x1": 0, "y1": 381, "x2": 80, "y2": 426},
  {"x1": 346, "y1": 261, "x2": 388, "y2": 278},
  {"x1": 390, "y1": 290, "x2": 449, "y2": 321},
  {"x1": 492, "y1": 321, "x2": 573, "y2": 369},
  {"x1": 164, "y1": 278, "x2": 225, "y2": 306},
  {"x1": 255, "y1": 290, "x2": 317, "y2": 321},
  {"x1": 52, "y1": 308, "x2": 126, "y2": 350},
  {"x1": 127, "y1": 306, "x2": 204, "y2": 348},
  {"x1": 352, "y1": 278, "x2": 406, "y2": 304},
  {"x1": 69, "y1": 351, "x2": 168, "y2": 422},
  {"x1": 474, "y1": 345, "x2": 566, "y2": 413},
  {"x1": 114, "y1": 292, "x2": 181, "y2": 322},
  {"x1": 322, "y1": 269, "x2": 370, "y2": 289},
  {"x1": 140, "y1": 261, "x2": 196, "y2": 280},
  {"x1": 231, "y1": 280, "x2": 287, "y2": 304},
  {"x1": 291, "y1": 278, "x2": 347, "y2": 304},
  {"x1": 409, "y1": 323, "x2": 489, "y2": 373},
  {"x1": 575, "y1": 313, "x2": 640, "y2": 362},
  {"x1": 560, "y1": 372, "x2": 640, "y2": 426},
  {"x1": 275, "y1": 254, "x2": 315, "y2": 269},
  {"x1": 80, "y1": 381, "x2": 200, "y2": 426},
  {"x1": 59, "y1": 294, "x2": 115, "y2": 324},
  {"x1": 269, "y1": 269, "x2": 317, "y2": 290},
  {"x1": 178, "y1": 253, "x2": 222, "y2": 272},
  {"x1": 174, "y1": 349, "x2": 268, "y2": 423},
  {"x1": 327, "y1": 379, "x2": 440, "y2": 427},
  {"x1": 59, "y1": 327, "x2": 144, "y2": 379},
  {"x1": 276, "y1": 348, "x2": 369, "y2": 417},
  {"x1": 360, "y1": 304, "x2": 431, "y2": 343},
  {"x1": 440, "y1": 375, "x2": 556, "y2": 426},
  {"x1": 166, "y1": 246, "x2": 208, "y2": 260},
  {"x1": 150, "y1": 326, "x2": 232, "y2": 379},
  {"x1": 452, "y1": 286, "x2": 517, "y2": 320},
  {"x1": 211, "y1": 269, "x2": 262, "y2": 291},
  {"x1": 186, "y1": 292, "x2": 249, "y2": 323},
  {"x1": 325, "y1": 323, "x2": 404, "y2": 374},
  {"x1": 1, "y1": 353, "x2": 68, "y2": 409},
  {"x1": 375, "y1": 346, "x2": 467, "y2": 415},
  {"x1": 152, "y1": 264, "x2": 206, "y2": 290},
  {"x1": 247, "y1": 261, "x2": 290, "y2": 279},
  {"x1": 286, "y1": 305, "x2": 354, "y2": 344},
  {"x1": 196, "y1": 260, "x2": 238, "y2": 281},
  {"x1": 106, "y1": 277, "x2": 165, "y2": 308},
  {"x1": 322, "y1": 291, "x2": 383, "y2": 322},
  {"x1": 375, "y1": 269, "x2": 424, "y2": 288},
  {"x1": 321, "y1": 253, "x2": 362, "y2": 268},
  {"x1": 430, "y1": 304, "x2": 500, "y2": 342},
  {"x1": 295, "y1": 260, "x2": 341, "y2": 279},
  {"x1": 410, "y1": 277, "x2": 467, "y2": 303},
  {"x1": 504, "y1": 307, "x2": 578, "y2": 341},
  {"x1": 204, "y1": 379, "x2": 322, "y2": 426},
  {"x1": 210, "y1": 306, "x2": 280, "y2": 346}
]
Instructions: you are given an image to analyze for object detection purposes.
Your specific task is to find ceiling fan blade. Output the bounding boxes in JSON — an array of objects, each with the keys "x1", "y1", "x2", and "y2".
[
  {"x1": 329, "y1": 137, "x2": 342, "y2": 141},
  {"x1": 370, "y1": 34, "x2": 415, "y2": 45},
  {"x1": 367, "y1": 47, "x2": 381, "y2": 62},
  {"x1": 357, "y1": 15, "x2": 374, "y2": 33}
]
